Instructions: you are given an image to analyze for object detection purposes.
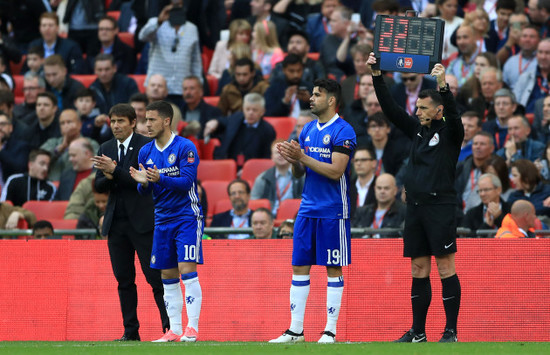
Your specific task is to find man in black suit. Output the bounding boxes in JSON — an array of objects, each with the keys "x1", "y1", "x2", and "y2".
[
  {"x1": 211, "y1": 178, "x2": 254, "y2": 240},
  {"x1": 92, "y1": 103, "x2": 168, "y2": 341},
  {"x1": 26, "y1": 12, "x2": 86, "y2": 74},
  {"x1": 204, "y1": 93, "x2": 276, "y2": 168},
  {"x1": 349, "y1": 146, "x2": 377, "y2": 219},
  {"x1": 180, "y1": 76, "x2": 222, "y2": 139}
]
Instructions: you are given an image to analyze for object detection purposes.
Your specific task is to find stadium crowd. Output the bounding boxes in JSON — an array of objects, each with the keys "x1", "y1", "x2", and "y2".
[{"x1": 0, "y1": 0, "x2": 549, "y2": 240}]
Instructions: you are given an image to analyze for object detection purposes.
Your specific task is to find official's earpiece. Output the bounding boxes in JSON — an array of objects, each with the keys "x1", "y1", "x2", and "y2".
[{"x1": 437, "y1": 108, "x2": 441, "y2": 113}]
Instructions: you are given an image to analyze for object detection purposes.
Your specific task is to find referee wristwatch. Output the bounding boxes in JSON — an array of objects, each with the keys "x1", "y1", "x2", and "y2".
[{"x1": 439, "y1": 83, "x2": 450, "y2": 93}]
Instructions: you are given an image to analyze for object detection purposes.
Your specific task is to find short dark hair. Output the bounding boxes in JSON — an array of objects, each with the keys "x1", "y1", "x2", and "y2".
[
  {"x1": 75, "y1": 88, "x2": 96, "y2": 101},
  {"x1": 146, "y1": 100, "x2": 173, "y2": 124},
  {"x1": 227, "y1": 178, "x2": 251, "y2": 195},
  {"x1": 418, "y1": 89, "x2": 443, "y2": 107},
  {"x1": 354, "y1": 146, "x2": 376, "y2": 160},
  {"x1": 94, "y1": 53, "x2": 116, "y2": 66},
  {"x1": 40, "y1": 12, "x2": 59, "y2": 26},
  {"x1": 109, "y1": 103, "x2": 137, "y2": 122},
  {"x1": 252, "y1": 207, "x2": 273, "y2": 222},
  {"x1": 372, "y1": 0, "x2": 399, "y2": 13},
  {"x1": 0, "y1": 90, "x2": 15, "y2": 107},
  {"x1": 29, "y1": 149, "x2": 51, "y2": 162},
  {"x1": 28, "y1": 46, "x2": 45, "y2": 58},
  {"x1": 37, "y1": 91, "x2": 58, "y2": 106},
  {"x1": 99, "y1": 15, "x2": 118, "y2": 29},
  {"x1": 129, "y1": 93, "x2": 148, "y2": 105},
  {"x1": 496, "y1": 0, "x2": 516, "y2": 11},
  {"x1": 368, "y1": 112, "x2": 390, "y2": 127},
  {"x1": 313, "y1": 78, "x2": 342, "y2": 108},
  {"x1": 282, "y1": 53, "x2": 303, "y2": 68},
  {"x1": 43, "y1": 54, "x2": 66, "y2": 68},
  {"x1": 287, "y1": 28, "x2": 309, "y2": 44},
  {"x1": 32, "y1": 220, "x2": 54, "y2": 235},
  {"x1": 461, "y1": 110, "x2": 482, "y2": 127},
  {"x1": 234, "y1": 57, "x2": 255, "y2": 72}
]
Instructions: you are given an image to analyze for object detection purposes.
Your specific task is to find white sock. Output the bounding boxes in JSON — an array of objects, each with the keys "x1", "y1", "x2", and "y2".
[
  {"x1": 162, "y1": 278, "x2": 183, "y2": 335},
  {"x1": 325, "y1": 276, "x2": 344, "y2": 334},
  {"x1": 181, "y1": 272, "x2": 202, "y2": 331},
  {"x1": 289, "y1": 275, "x2": 310, "y2": 334}
]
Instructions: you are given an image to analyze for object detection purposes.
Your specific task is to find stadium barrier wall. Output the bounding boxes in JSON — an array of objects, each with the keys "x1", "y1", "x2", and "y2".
[{"x1": 1, "y1": 239, "x2": 548, "y2": 342}]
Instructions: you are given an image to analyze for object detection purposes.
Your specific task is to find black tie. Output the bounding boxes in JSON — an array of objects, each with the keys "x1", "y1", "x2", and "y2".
[{"x1": 119, "y1": 144, "x2": 125, "y2": 165}]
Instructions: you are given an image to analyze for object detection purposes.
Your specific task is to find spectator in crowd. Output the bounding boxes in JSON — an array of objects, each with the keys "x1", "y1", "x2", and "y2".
[
  {"x1": 352, "y1": 173, "x2": 406, "y2": 238},
  {"x1": 490, "y1": 0, "x2": 516, "y2": 50},
  {"x1": 349, "y1": 146, "x2": 377, "y2": 219},
  {"x1": 534, "y1": 93, "x2": 550, "y2": 143},
  {"x1": 335, "y1": 15, "x2": 371, "y2": 79},
  {"x1": 9, "y1": 1, "x2": 52, "y2": 51},
  {"x1": 289, "y1": 109, "x2": 315, "y2": 141},
  {"x1": 1, "y1": 149, "x2": 56, "y2": 207},
  {"x1": 208, "y1": 19, "x2": 252, "y2": 79},
  {"x1": 251, "y1": 207, "x2": 274, "y2": 239},
  {"x1": 129, "y1": 93, "x2": 148, "y2": 135},
  {"x1": 77, "y1": 185, "x2": 108, "y2": 240},
  {"x1": 64, "y1": 172, "x2": 96, "y2": 219},
  {"x1": 391, "y1": 72, "x2": 437, "y2": 117},
  {"x1": 527, "y1": 0, "x2": 550, "y2": 35},
  {"x1": 277, "y1": 219, "x2": 294, "y2": 239},
  {"x1": 216, "y1": 42, "x2": 260, "y2": 95},
  {"x1": 13, "y1": 72, "x2": 46, "y2": 126},
  {"x1": 496, "y1": 12, "x2": 529, "y2": 65},
  {"x1": 26, "y1": 12, "x2": 86, "y2": 74},
  {"x1": 448, "y1": 25, "x2": 479, "y2": 87},
  {"x1": 32, "y1": 220, "x2": 54, "y2": 239},
  {"x1": 456, "y1": 131, "x2": 495, "y2": 213},
  {"x1": 56, "y1": 137, "x2": 95, "y2": 200},
  {"x1": 515, "y1": 38, "x2": 550, "y2": 114},
  {"x1": 482, "y1": 88, "x2": 518, "y2": 151},
  {"x1": 0, "y1": 202, "x2": 36, "y2": 230},
  {"x1": 206, "y1": 93, "x2": 276, "y2": 166},
  {"x1": 461, "y1": 173, "x2": 510, "y2": 236},
  {"x1": 0, "y1": 111, "x2": 30, "y2": 184},
  {"x1": 452, "y1": 8, "x2": 498, "y2": 53},
  {"x1": 211, "y1": 178, "x2": 254, "y2": 240},
  {"x1": 365, "y1": 112, "x2": 409, "y2": 176},
  {"x1": 502, "y1": 25, "x2": 540, "y2": 90},
  {"x1": 28, "y1": 92, "x2": 60, "y2": 149},
  {"x1": 138, "y1": 1, "x2": 202, "y2": 105},
  {"x1": 43, "y1": 54, "x2": 85, "y2": 111},
  {"x1": 435, "y1": 0, "x2": 463, "y2": 61},
  {"x1": 320, "y1": 5, "x2": 354, "y2": 80},
  {"x1": 145, "y1": 74, "x2": 169, "y2": 103},
  {"x1": 340, "y1": 44, "x2": 371, "y2": 109},
  {"x1": 0, "y1": 26, "x2": 22, "y2": 76},
  {"x1": 306, "y1": 0, "x2": 340, "y2": 53},
  {"x1": 40, "y1": 109, "x2": 99, "y2": 181},
  {"x1": 270, "y1": 29, "x2": 325, "y2": 85},
  {"x1": 23, "y1": 46, "x2": 45, "y2": 76},
  {"x1": 459, "y1": 111, "x2": 482, "y2": 162},
  {"x1": 508, "y1": 159, "x2": 550, "y2": 217},
  {"x1": 247, "y1": 0, "x2": 289, "y2": 50},
  {"x1": 445, "y1": 74, "x2": 461, "y2": 100},
  {"x1": 264, "y1": 54, "x2": 313, "y2": 117},
  {"x1": 496, "y1": 115, "x2": 545, "y2": 163},
  {"x1": 469, "y1": 67, "x2": 504, "y2": 121},
  {"x1": 495, "y1": 200, "x2": 537, "y2": 238},
  {"x1": 180, "y1": 76, "x2": 222, "y2": 139},
  {"x1": 90, "y1": 54, "x2": 140, "y2": 114},
  {"x1": 87, "y1": 15, "x2": 136, "y2": 74},
  {"x1": 272, "y1": 0, "x2": 322, "y2": 29},
  {"x1": 251, "y1": 139, "x2": 305, "y2": 215},
  {"x1": 217, "y1": 57, "x2": 269, "y2": 116},
  {"x1": 483, "y1": 155, "x2": 514, "y2": 200},
  {"x1": 251, "y1": 19, "x2": 284, "y2": 77},
  {"x1": 344, "y1": 80, "x2": 381, "y2": 147},
  {"x1": 63, "y1": 0, "x2": 104, "y2": 55},
  {"x1": 457, "y1": 52, "x2": 499, "y2": 108},
  {"x1": 74, "y1": 88, "x2": 111, "y2": 144}
]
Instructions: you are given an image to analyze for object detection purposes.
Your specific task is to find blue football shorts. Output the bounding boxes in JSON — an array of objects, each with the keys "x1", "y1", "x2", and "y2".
[
  {"x1": 292, "y1": 216, "x2": 351, "y2": 266},
  {"x1": 150, "y1": 217, "x2": 204, "y2": 269}
]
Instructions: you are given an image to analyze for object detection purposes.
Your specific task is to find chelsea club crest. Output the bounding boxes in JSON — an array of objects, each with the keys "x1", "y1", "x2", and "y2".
[
  {"x1": 168, "y1": 153, "x2": 176, "y2": 164},
  {"x1": 323, "y1": 134, "x2": 331, "y2": 145}
]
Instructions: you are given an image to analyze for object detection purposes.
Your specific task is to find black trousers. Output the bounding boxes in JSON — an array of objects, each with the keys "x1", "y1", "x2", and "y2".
[{"x1": 108, "y1": 217, "x2": 169, "y2": 337}]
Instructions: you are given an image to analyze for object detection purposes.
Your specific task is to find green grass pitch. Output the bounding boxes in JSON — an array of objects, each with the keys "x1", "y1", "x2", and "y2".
[{"x1": 0, "y1": 342, "x2": 548, "y2": 355}]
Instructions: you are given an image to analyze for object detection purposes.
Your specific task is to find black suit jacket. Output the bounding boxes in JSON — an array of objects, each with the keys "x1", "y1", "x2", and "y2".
[
  {"x1": 349, "y1": 175, "x2": 376, "y2": 219},
  {"x1": 26, "y1": 37, "x2": 87, "y2": 74},
  {"x1": 94, "y1": 133, "x2": 155, "y2": 235},
  {"x1": 461, "y1": 199, "x2": 510, "y2": 237},
  {"x1": 86, "y1": 36, "x2": 137, "y2": 74},
  {"x1": 366, "y1": 139, "x2": 410, "y2": 176},
  {"x1": 210, "y1": 209, "x2": 253, "y2": 239},
  {"x1": 180, "y1": 99, "x2": 222, "y2": 139}
]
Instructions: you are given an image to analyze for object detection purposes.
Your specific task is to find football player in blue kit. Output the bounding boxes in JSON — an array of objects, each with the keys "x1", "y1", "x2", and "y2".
[
  {"x1": 270, "y1": 79, "x2": 357, "y2": 344},
  {"x1": 130, "y1": 101, "x2": 203, "y2": 343}
]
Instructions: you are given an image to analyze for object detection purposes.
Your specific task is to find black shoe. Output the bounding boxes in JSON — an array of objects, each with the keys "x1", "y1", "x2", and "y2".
[
  {"x1": 394, "y1": 329, "x2": 427, "y2": 343},
  {"x1": 114, "y1": 334, "x2": 141, "y2": 341},
  {"x1": 438, "y1": 328, "x2": 458, "y2": 342}
]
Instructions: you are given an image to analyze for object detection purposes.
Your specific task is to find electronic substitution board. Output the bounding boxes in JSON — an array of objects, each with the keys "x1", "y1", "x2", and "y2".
[{"x1": 373, "y1": 15, "x2": 445, "y2": 74}]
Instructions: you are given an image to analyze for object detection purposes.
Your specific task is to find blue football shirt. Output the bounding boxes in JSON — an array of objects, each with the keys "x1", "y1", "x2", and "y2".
[
  {"x1": 137, "y1": 133, "x2": 203, "y2": 223},
  {"x1": 298, "y1": 114, "x2": 356, "y2": 219}
]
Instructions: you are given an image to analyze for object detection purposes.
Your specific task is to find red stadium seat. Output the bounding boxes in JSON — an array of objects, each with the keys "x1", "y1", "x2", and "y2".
[
  {"x1": 22, "y1": 201, "x2": 69, "y2": 220},
  {"x1": 241, "y1": 159, "x2": 274, "y2": 184},
  {"x1": 202, "y1": 46, "x2": 214, "y2": 74},
  {"x1": 198, "y1": 138, "x2": 221, "y2": 160},
  {"x1": 49, "y1": 219, "x2": 78, "y2": 229},
  {"x1": 13, "y1": 75, "x2": 24, "y2": 98},
  {"x1": 263, "y1": 116, "x2": 296, "y2": 140},
  {"x1": 206, "y1": 75, "x2": 218, "y2": 95},
  {"x1": 106, "y1": 11, "x2": 120, "y2": 21},
  {"x1": 71, "y1": 75, "x2": 97, "y2": 88},
  {"x1": 10, "y1": 55, "x2": 25, "y2": 76},
  {"x1": 118, "y1": 32, "x2": 134, "y2": 48},
  {"x1": 201, "y1": 180, "x2": 230, "y2": 218},
  {"x1": 129, "y1": 74, "x2": 146, "y2": 93},
  {"x1": 276, "y1": 198, "x2": 301, "y2": 220},
  {"x1": 203, "y1": 96, "x2": 220, "y2": 107},
  {"x1": 198, "y1": 159, "x2": 237, "y2": 182},
  {"x1": 214, "y1": 198, "x2": 271, "y2": 215}
]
